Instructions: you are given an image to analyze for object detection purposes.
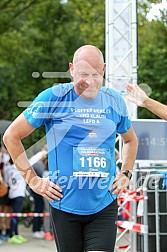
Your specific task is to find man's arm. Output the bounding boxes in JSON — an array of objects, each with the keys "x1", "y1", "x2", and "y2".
[
  {"x1": 120, "y1": 126, "x2": 138, "y2": 171},
  {"x1": 111, "y1": 126, "x2": 138, "y2": 196},
  {"x1": 3, "y1": 113, "x2": 63, "y2": 201}
]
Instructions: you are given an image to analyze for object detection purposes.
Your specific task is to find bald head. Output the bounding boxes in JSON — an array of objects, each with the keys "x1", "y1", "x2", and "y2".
[
  {"x1": 73, "y1": 45, "x2": 104, "y2": 67},
  {"x1": 69, "y1": 45, "x2": 106, "y2": 100}
]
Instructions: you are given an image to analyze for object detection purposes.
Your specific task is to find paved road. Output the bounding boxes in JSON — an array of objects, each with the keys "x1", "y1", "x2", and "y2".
[
  {"x1": 0, "y1": 225, "x2": 129, "y2": 252},
  {"x1": 0, "y1": 225, "x2": 57, "y2": 252}
]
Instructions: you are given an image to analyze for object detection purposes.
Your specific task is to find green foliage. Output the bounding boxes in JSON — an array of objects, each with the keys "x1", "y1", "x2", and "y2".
[
  {"x1": 0, "y1": 0, "x2": 105, "y2": 149},
  {"x1": 69, "y1": 0, "x2": 105, "y2": 52},
  {"x1": 138, "y1": 4, "x2": 167, "y2": 118}
]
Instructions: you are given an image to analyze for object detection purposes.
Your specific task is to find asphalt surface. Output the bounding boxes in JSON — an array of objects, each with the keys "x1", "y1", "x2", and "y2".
[
  {"x1": 0, "y1": 224, "x2": 129, "y2": 252},
  {"x1": 0, "y1": 224, "x2": 57, "y2": 252}
]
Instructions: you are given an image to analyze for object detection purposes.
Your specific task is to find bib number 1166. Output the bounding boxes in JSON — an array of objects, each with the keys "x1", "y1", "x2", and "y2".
[{"x1": 79, "y1": 156, "x2": 107, "y2": 168}]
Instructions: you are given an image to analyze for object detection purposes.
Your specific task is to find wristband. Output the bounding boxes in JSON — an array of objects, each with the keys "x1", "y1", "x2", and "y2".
[{"x1": 120, "y1": 170, "x2": 132, "y2": 180}]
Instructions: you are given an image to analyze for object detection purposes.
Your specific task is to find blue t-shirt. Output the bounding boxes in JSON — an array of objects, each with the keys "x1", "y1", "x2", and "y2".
[{"x1": 23, "y1": 82, "x2": 131, "y2": 215}]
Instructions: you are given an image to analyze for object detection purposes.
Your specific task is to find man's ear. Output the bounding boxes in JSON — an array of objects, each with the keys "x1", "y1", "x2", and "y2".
[
  {"x1": 103, "y1": 63, "x2": 106, "y2": 72},
  {"x1": 69, "y1": 62, "x2": 73, "y2": 77}
]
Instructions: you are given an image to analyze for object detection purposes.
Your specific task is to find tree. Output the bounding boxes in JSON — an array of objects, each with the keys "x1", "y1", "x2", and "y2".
[
  {"x1": 138, "y1": 1, "x2": 167, "y2": 118},
  {"x1": 0, "y1": 0, "x2": 105, "y2": 148}
]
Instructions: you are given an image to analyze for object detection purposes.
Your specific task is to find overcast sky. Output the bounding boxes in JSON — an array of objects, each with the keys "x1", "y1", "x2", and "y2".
[{"x1": 147, "y1": 0, "x2": 167, "y2": 21}]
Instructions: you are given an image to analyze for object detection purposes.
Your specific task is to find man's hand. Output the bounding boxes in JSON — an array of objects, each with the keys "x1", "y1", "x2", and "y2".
[
  {"x1": 109, "y1": 173, "x2": 130, "y2": 197},
  {"x1": 29, "y1": 176, "x2": 63, "y2": 202}
]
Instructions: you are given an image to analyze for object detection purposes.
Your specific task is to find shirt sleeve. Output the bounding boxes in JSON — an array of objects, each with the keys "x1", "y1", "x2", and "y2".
[
  {"x1": 116, "y1": 95, "x2": 131, "y2": 134},
  {"x1": 23, "y1": 86, "x2": 60, "y2": 128}
]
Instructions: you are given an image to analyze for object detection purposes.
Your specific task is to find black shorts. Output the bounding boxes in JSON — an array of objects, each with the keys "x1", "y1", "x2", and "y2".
[{"x1": 50, "y1": 199, "x2": 118, "y2": 252}]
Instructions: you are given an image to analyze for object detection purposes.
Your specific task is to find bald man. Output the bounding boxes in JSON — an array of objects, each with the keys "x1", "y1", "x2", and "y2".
[{"x1": 3, "y1": 45, "x2": 138, "y2": 252}]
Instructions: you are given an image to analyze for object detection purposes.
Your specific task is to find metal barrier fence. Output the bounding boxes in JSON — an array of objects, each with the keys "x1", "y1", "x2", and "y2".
[{"x1": 131, "y1": 167, "x2": 167, "y2": 252}]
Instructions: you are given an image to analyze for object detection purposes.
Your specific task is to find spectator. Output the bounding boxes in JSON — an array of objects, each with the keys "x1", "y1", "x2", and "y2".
[
  {"x1": 5, "y1": 158, "x2": 27, "y2": 244},
  {"x1": 43, "y1": 157, "x2": 54, "y2": 241},
  {"x1": 126, "y1": 83, "x2": 167, "y2": 120},
  {"x1": 0, "y1": 144, "x2": 11, "y2": 241},
  {"x1": 31, "y1": 153, "x2": 45, "y2": 239}
]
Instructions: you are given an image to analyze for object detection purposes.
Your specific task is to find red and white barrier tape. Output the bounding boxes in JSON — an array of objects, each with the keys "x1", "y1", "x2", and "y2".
[
  {"x1": 117, "y1": 220, "x2": 148, "y2": 234},
  {"x1": 118, "y1": 194, "x2": 147, "y2": 202},
  {"x1": 0, "y1": 212, "x2": 50, "y2": 217},
  {"x1": 118, "y1": 188, "x2": 147, "y2": 202}
]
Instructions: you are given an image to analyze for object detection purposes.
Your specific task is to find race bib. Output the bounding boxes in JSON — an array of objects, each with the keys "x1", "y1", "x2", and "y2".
[{"x1": 73, "y1": 147, "x2": 111, "y2": 177}]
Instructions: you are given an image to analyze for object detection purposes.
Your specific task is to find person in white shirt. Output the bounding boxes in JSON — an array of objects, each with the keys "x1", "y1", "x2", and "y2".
[
  {"x1": 0, "y1": 144, "x2": 11, "y2": 239},
  {"x1": 5, "y1": 158, "x2": 26, "y2": 243}
]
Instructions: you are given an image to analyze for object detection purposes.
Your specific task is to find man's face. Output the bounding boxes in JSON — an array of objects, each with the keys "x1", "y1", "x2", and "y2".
[{"x1": 69, "y1": 60, "x2": 105, "y2": 100}]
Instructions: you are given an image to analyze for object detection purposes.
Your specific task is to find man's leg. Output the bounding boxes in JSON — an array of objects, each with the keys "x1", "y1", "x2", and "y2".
[
  {"x1": 84, "y1": 200, "x2": 118, "y2": 252},
  {"x1": 50, "y1": 206, "x2": 84, "y2": 252}
]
